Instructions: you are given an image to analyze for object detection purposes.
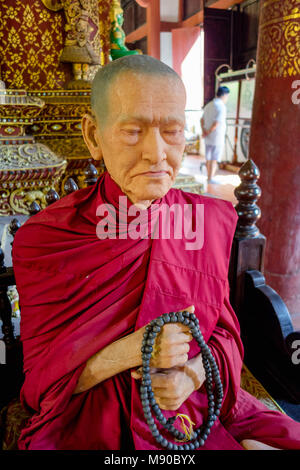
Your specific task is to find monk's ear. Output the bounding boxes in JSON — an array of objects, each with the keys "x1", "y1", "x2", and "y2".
[{"x1": 81, "y1": 113, "x2": 103, "y2": 161}]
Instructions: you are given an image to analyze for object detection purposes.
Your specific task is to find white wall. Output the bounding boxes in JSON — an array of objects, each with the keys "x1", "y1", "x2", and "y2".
[
  {"x1": 181, "y1": 30, "x2": 204, "y2": 110},
  {"x1": 160, "y1": 32, "x2": 173, "y2": 68},
  {"x1": 160, "y1": 0, "x2": 179, "y2": 22}
]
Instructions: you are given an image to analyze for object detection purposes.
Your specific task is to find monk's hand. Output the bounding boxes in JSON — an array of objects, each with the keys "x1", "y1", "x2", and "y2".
[
  {"x1": 151, "y1": 353, "x2": 206, "y2": 411},
  {"x1": 131, "y1": 353, "x2": 205, "y2": 411},
  {"x1": 149, "y1": 305, "x2": 194, "y2": 369},
  {"x1": 132, "y1": 367, "x2": 195, "y2": 410},
  {"x1": 148, "y1": 366, "x2": 197, "y2": 411}
]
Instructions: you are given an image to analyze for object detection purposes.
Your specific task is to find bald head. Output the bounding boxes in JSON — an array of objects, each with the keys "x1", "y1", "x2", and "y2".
[
  {"x1": 91, "y1": 55, "x2": 184, "y2": 128},
  {"x1": 82, "y1": 56, "x2": 186, "y2": 208}
]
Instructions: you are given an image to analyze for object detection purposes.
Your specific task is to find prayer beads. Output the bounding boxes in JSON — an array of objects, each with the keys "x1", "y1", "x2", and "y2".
[{"x1": 140, "y1": 310, "x2": 223, "y2": 450}]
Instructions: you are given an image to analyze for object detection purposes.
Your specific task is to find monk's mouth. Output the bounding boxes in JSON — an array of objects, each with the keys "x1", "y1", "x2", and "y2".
[{"x1": 138, "y1": 171, "x2": 169, "y2": 178}]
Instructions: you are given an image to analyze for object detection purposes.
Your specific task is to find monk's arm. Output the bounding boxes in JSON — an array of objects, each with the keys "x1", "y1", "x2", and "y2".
[
  {"x1": 184, "y1": 352, "x2": 206, "y2": 390},
  {"x1": 73, "y1": 326, "x2": 146, "y2": 394},
  {"x1": 74, "y1": 319, "x2": 191, "y2": 394},
  {"x1": 207, "y1": 294, "x2": 244, "y2": 419}
]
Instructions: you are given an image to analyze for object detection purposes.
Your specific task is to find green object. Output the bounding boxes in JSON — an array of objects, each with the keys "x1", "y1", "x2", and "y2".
[{"x1": 110, "y1": 0, "x2": 141, "y2": 61}]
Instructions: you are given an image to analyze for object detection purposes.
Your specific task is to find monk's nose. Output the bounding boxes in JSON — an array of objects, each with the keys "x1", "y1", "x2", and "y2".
[{"x1": 141, "y1": 127, "x2": 167, "y2": 163}]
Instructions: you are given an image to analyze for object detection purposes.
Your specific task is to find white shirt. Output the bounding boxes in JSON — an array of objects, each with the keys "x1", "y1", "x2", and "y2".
[{"x1": 202, "y1": 97, "x2": 227, "y2": 146}]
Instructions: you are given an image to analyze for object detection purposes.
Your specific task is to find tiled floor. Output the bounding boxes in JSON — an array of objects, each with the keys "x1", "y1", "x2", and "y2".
[{"x1": 179, "y1": 154, "x2": 240, "y2": 205}]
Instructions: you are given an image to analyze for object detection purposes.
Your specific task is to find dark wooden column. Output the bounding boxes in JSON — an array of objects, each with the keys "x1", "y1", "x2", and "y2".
[
  {"x1": 146, "y1": 0, "x2": 160, "y2": 59},
  {"x1": 229, "y1": 159, "x2": 266, "y2": 317},
  {"x1": 249, "y1": 0, "x2": 300, "y2": 319},
  {"x1": 228, "y1": 159, "x2": 300, "y2": 404},
  {"x1": 204, "y1": 8, "x2": 232, "y2": 104}
]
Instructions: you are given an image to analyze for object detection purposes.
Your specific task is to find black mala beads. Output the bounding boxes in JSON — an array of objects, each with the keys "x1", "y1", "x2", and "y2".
[{"x1": 140, "y1": 310, "x2": 223, "y2": 450}]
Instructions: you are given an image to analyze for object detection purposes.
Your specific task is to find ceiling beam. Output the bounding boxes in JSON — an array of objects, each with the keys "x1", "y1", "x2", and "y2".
[
  {"x1": 160, "y1": 21, "x2": 178, "y2": 32},
  {"x1": 125, "y1": 23, "x2": 147, "y2": 43},
  {"x1": 179, "y1": 10, "x2": 203, "y2": 28},
  {"x1": 205, "y1": 0, "x2": 245, "y2": 8},
  {"x1": 125, "y1": 0, "x2": 243, "y2": 43}
]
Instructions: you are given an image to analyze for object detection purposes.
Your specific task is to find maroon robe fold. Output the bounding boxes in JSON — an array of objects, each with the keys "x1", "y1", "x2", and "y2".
[{"x1": 12, "y1": 171, "x2": 300, "y2": 450}]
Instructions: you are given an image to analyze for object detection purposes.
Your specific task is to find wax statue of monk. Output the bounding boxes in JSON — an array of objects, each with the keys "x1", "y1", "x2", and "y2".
[{"x1": 12, "y1": 55, "x2": 300, "y2": 450}]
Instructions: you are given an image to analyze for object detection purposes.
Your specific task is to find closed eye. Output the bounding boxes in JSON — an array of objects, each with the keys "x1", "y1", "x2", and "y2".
[
  {"x1": 121, "y1": 128, "x2": 142, "y2": 135},
  {"x1": 163, "y1": 126, "x2": 184, "y2": 133},
  {"x1": 163, "y1": 129, "x2": 184, "y2": 138}
]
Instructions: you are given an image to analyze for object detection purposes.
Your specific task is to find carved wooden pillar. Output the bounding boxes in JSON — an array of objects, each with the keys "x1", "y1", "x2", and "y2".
[
  {"x1": 249, "y1": 0, "x2": 300, "y2": 317},
  {"x1": 8, "y1": 219, "x2": 21, "y2": 242},
  {"x1": 84, "y1": 160, "x2": 98, "y2": 186},
  {"x1": 64, "y1": 177, "x2": 79, "y2": 194},
  {"x1": 229, "y1": 159, "x2": 266, "y2": 317}
]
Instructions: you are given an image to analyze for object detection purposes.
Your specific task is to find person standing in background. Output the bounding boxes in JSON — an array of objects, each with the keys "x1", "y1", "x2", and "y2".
[{"x1": 201, "y1": 86, "x2": 230, "y2": 184}]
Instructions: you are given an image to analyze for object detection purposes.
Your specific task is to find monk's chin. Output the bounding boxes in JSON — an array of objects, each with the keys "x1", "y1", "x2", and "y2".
[
  {"x1": 128, "y1": 178, "x2": 173, "y2": 205},
  {"x1": 143, "y1": 180, "x2": 173, "y2": 198},
  {"x1": 142, "y1": 189, "x2": 169, "y2": 202}
]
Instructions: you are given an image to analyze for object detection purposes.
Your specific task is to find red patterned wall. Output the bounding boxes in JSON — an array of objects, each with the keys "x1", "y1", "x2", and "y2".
[
  {"x1": 99, "y1": 0, "x2": 113, "y2": 66},
  {"x1": 0, "y1": 0, "x2": 72, "y2": 89},
  {"x1": 0, "y1": 0, "x2": 112, "y2": 90}
]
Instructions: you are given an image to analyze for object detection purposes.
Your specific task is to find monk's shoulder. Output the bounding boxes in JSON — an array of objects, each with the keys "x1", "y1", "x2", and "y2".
[
  {"x1": 12, "y1": 185, "x2": 93, "y2": 254},
  {"x1": 166, "y1": 188, "x2": 237, "y2": 276},
  {"x1": 166, "y1": 187, "x2": 237, "y2": 227}
]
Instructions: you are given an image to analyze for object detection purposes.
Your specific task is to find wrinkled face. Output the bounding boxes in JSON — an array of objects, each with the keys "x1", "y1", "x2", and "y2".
[{"x1": 94, "y1": 72, "x2": 186, "y2": 206}]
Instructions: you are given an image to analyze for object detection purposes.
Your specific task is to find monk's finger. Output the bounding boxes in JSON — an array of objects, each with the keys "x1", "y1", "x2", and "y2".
[
  {"x1": 132, "y1": 364, "x2": 159, "y2": 378},
  {"x1": 160, "y1": 342, "x2": 190, "y2": 356},
  {"x1": 181, "y1": 305, "x2": 195, "y2": 313},
  {"x1": 153, "y1": 353, "x2": 189, "y2": 369},
  {"x1": 150, "y1": 371, "x2": 174, "y2": 388},
  {"x1": 240, "y1": 440, "x2": 282, "y2": 450},
  {"x1": 150, "y1": 368, "x2": 185, "y2": 388},
  {"x1": 164, "y1": 342, "x2": 190, "y2": 357},
  {"x1": 170, "y1": 352, "x2": 189, "y2": 367},
  {"x1": 157, "y1": 396, "x2": 182, "y2": 406},
  {"x1": 157, "y1": 399, "x2": 181, "y2": 411},
  {"x1": 152, "y1": 387, "x2": 181, "y2": 399},
  {"x1": 159, "y1": 325, "x2": 193, "y2": 341},
  {"x1": 172, "y1": 332, "x2": 193, "y2": 343},
  {"x1": 162, "y1": 323, "x2": 191, "y2": 335}
]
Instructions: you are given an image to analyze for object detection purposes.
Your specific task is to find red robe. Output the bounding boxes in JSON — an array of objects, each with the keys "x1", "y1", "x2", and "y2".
[{"x1": 12, "y1": 171, "x2": 300, "y2": 450}]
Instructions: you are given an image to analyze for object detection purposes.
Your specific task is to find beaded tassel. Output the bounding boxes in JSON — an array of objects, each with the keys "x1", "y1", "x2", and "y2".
[
  {"x1": 140, "y1": 310, "x2": 223, "y2": 450},
  {"x1": 174, "y1": 414, "x2": 196, "y2": 442}
]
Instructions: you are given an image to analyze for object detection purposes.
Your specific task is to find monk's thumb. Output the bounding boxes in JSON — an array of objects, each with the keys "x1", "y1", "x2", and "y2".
[
  {"x1": 184, "y1": 305, "x2": 195, "y2": 313},
  {"x1": 131, "y1": 368, "x2": 142, "y2": 380}
]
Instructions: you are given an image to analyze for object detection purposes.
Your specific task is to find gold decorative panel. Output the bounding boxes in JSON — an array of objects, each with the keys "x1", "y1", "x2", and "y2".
[
  {"x1": 0, "y1": 143, "x2": 67, "y2": 215},
  {"x1": 0, "y1": 0, "x2": 71, "y2": 89},
  {"x1": 258, "y1": 0, "x2": 300, "y2": 77}
]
